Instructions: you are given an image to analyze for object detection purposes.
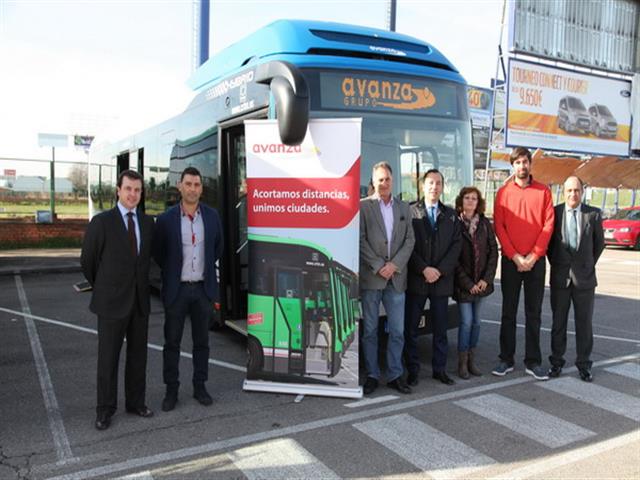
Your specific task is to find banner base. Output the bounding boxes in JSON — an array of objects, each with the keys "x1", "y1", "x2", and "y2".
[{"x1": 243, "y1": 379, "x2": 363, "y2": 399}]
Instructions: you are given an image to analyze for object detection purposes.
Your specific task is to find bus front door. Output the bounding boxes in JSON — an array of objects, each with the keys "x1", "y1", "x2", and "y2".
[
  {"x1": 273, "y1": 267, "x2": 304, "y2": 375},
  {"x1": 220, "y1": 124, "x2": 249, "y2": 330}
]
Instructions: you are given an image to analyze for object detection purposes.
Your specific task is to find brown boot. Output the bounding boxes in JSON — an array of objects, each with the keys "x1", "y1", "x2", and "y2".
[
  {"x1": 468, "y1": 348, "x2": 482, "y2": 376},
  {"x1": 458, "y1": 351, "x2": 470, "y2": 379}
]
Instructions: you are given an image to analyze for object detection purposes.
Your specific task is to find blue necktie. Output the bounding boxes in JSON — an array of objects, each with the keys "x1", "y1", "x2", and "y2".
[
  {"x1": 568, "y1": 210, "x2": 578, "y2": 252},
  {"x1": 429, "y1": 206, "x2": 436, "y2": 228}
]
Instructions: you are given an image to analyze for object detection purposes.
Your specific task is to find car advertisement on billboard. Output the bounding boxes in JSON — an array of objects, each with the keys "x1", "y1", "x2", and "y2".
[{"x1": 506, "y1": 58, "x2": 632, "y2": 156}]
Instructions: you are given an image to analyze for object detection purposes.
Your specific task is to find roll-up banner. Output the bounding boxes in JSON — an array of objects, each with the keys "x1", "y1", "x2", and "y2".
[
  {"x1": 506, "y1": 58, "x2": 632, "y2": 157},
  {"x1": 244, "y1": 118, "x2": 362, "y2": 399}
]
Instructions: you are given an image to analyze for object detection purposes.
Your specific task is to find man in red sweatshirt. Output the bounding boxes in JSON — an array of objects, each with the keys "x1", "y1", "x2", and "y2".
[{"x1": 492, "y1": 147, "x2": 555, "y2": 381}]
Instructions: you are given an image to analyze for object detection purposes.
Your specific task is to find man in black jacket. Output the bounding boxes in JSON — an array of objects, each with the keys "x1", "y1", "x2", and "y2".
[
  {"x1": 547, "y1": 176, "x2": 604, "y2": 382},
  {"x1": 81, "y1": 169, "x2": 155, "y2": 430},
  {"x1": 404, "y1": 169, "x2": 462, "y2": 386}
]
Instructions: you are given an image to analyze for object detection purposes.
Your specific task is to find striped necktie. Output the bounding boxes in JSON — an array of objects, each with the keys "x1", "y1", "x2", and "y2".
[{"x1": 567, "y1": 209, "x2": 578, "y2": 252}]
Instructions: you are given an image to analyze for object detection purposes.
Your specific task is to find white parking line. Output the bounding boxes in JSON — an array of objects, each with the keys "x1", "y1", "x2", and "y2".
[
  {"x1": 344, "y1": 395, "x2": 399, "y2": 408},
  {"x1": 228, "y1": 438, "x2": 339, "y2": 480},
  {"x1": 455, "y1": 394, "x2": 595, "y2": 448},
  {"x1": 604, "y1": 362, "x2": 640, "y2": 381},
  {"x1": 115, "y1": 472, "x2": 155, "y2": 480},
  {"x1": 488, "y1": 430, "x2": 640, "y2": 480},
  {"x1": 354, "y1": 413, "x2": 495, "y2": 479},
  {"x1": 539, "y1": 377, "x2": 640, "y2": 422},
  {"x1": 0, "y1": 305, "x2": 246, "y2": 373},
  {"x1": 45, "y1": 353, "x2": 640, "y2": 480},
  {"x1": 14, "y1": 275, "x2": 76, "y2": 466},
  {"x1": 481, "y1": 318, "x2": 640, "y2": 344}
]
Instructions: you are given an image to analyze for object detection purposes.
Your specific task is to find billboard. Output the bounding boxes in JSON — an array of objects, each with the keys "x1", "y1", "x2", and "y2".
[
  {"x1": 244, "y1": 118, "x2": 362, "y2": 399},
  {"x1": 467, "y1": 86, "x2": 493, "y2": 169},
  {"x1": 508, "y1": 0, "x2": 639, "y2": 74},
  {"x1": 506, "y1": 58, "x2": 632, "y2": 156},
  {"x1": 467, "y1": 86, "x2": 493, "y2": 129}
]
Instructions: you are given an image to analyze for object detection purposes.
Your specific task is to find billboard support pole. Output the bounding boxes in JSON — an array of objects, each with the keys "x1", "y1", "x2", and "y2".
[{"x1": 483, "y1": 0, "x2": 508, "y2": 200}]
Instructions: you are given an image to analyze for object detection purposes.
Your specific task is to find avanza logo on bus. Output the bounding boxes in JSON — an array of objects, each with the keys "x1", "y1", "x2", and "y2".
[
  {"x1": 252, "y1": 144, "x2": 321, "y2": 155},
  {"x1": 341, "y1": 76, "x2": 437, "y2": 110}
]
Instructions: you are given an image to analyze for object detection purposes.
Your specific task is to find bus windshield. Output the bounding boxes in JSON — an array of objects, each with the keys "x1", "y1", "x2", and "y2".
[{"x1": 306, "y1": 69, "x2": 473, "y2": 203}]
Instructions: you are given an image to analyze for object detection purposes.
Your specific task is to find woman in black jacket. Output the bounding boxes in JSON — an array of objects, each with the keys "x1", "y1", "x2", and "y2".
[{"x1": 453, "y1": 186, "x2": 498, "y2": 379}]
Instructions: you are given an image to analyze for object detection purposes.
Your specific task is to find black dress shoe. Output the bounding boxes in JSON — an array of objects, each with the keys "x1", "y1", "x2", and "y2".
[
  {"x1": 407, "y1": 372, "x2": 419, "y2": 387},
  {"x1": 579, "y1": 368, "x2": 593, "y2": 382},
  {"x1": 432, "y1": 371, "x2": 455, "y2": 385},
  {"x1": 126, "y1": 406, "x2": 154, "y2": 418},
  {"x1": 95, "y1": 413, "x2": 111, "y2": 431},
  {"x1": 548, "y1": 366, "x2": 562, "y2": 378},
  {"x1": 162, "y1": 389, "x2": 178, "y2": 412},
  {"x1": 363, "y1": 377, "x2": 378, "y2": 395},
  {"x1": 193, "y1": 385, "x2": 213, "y2": 406},
  {"x1": 387, "y1": 377, "x2": 412, "y2": 394}
]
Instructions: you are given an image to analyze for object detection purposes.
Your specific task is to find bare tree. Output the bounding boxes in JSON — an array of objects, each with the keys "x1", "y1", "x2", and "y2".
[{"x1": 68, "y1": 164, "x2": 88, "y2": 198}]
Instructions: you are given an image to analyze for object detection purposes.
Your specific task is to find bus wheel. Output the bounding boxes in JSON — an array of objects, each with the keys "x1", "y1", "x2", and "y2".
[{"x1": 247, "y1": 336, "x2": 264, "y2": 375}]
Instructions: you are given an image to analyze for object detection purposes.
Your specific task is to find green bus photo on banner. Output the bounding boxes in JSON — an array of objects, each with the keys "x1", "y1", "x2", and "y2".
[{"x1": 247, "y1": 234, "x2": 359, "y2": 382}]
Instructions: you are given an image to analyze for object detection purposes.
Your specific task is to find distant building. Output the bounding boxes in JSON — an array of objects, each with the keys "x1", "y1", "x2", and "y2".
[{"x1": 11, "y1": 176, "x2": 73, "y2": 194}]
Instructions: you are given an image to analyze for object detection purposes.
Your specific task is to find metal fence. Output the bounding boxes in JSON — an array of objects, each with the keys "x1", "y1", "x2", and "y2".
[{"x1": 0, "y1": 158, "x2": 88, "y2": 221}]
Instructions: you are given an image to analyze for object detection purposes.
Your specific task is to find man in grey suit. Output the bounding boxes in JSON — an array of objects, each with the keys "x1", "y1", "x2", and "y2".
[
  {"x1": 547, "y1": 176, "x2": 605, "y2": 382},
  {"x1": 360, "y1": 162, "x2": 415, "y2": 395}
]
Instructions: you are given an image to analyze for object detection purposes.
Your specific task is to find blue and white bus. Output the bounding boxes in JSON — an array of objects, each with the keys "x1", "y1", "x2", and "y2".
[{"x1": 88, "y1": 19, "x2": 473, "y2": 334}]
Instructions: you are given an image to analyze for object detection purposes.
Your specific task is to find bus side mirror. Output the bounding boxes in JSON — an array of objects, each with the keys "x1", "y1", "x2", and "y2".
[{"x1": 256, "y1": 61, "x2": 309, "y2": 146}]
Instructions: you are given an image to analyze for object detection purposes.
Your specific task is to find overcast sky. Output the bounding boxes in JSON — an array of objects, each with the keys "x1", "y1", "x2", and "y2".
[{"x1": 0, "y1": 0, "x2": 504, "y2": 162}]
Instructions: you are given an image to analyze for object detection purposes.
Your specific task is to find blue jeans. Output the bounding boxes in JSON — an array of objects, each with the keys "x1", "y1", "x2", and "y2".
[
  {"x1": 457, "y1": 297, "x2": 484, "y2": 352},
  {"x1": 361, "y1": 284, "x2": 405, "y2": 382}
]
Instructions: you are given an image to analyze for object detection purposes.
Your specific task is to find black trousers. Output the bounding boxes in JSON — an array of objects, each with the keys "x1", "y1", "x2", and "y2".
[
  {"x1": 163, "y1": 282, "x2": 211, "y2": 389},
  {"x1": 404, "y1": 293, "x2": 450, "y2": 374},
  {"x1": 549, "y1": 286, "x2": 594, "y2": 370},
  {"x1": 499, "y1": 257, "x2": 545, "y2": 368},
  {"x1": 97, "y1": 300, "x2": 148, "y2": 415}
]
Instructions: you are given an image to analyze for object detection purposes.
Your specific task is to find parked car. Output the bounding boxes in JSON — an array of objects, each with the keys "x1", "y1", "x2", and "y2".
[
  {"x1": 557, "y1": 96, "x2": 591, "y2": 134},
  {"x1": 603, "y1": 206, "x2": 640, "y2": 250},
  {"x1": 588, "y1": 104, "x2": 618, "y2": 138}
]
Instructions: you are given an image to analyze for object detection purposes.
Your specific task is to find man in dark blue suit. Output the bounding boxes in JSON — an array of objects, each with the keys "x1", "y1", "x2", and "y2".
[
  {"x1": 153, "y1": 167, "x2": 223, "y2": 411},
  {"x1": 81, "y1": 169, "x2": 155, "y2": 430}
]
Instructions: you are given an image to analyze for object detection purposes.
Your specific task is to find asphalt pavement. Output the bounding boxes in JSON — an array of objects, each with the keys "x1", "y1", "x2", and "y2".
[
  {"x1": 0, "y1": 249, "x2": 82, "y2": 276},
  {"x1": 0, "y1": 247, "x2": 638, "y2": 480}
]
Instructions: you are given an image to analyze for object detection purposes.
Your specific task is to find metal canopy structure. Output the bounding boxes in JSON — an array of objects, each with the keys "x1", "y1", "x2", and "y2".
[
  {"x1": 575, "y1": 156, "x2": 640, "y2": 189},
  {"x1": 531, "y1": 151, "x2": 640, "y2": 189}
]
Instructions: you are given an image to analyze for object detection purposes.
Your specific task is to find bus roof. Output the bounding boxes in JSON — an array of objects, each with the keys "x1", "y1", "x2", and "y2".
[
  {"x1": 188, "y1": 19, "x2": 463, "y2": 90},
  {"x1": 249, "y1": 233, "x2": 332, "y2": 259}
]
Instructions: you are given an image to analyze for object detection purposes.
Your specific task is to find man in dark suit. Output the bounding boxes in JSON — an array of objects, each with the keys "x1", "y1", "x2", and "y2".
[
  {"x1": 153, "y1": 166, "x2": 223, "y2": 411},
  {"x1": 81, "y1": 169, "x2": 155, "y2": 430},
  {"x1": 360, "y1": 162, "x2": 415, "y2": 395},
  {"x1": 404, "y1": 169, "x2": 461, "y2": 387},
  {"x1": 547, "y1": 176, "x2": 605, "y2": 382}
]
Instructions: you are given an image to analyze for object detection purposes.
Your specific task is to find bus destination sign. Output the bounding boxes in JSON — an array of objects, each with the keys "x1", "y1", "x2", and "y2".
[{"x1": 319, "y1": 71, "x2": 459, "y2": 117}]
